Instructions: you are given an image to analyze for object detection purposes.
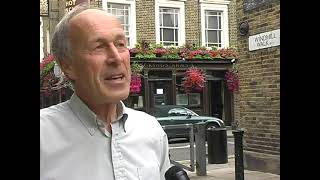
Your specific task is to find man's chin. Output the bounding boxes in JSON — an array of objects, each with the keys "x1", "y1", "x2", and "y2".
[{"x1": 106, "y1": 91, "x2": 130, "y2": 102}]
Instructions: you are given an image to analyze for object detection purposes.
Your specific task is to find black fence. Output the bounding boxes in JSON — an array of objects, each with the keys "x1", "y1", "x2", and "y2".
[{"x1": 40, "y1": 87, "x2": 73, "y2": 109}]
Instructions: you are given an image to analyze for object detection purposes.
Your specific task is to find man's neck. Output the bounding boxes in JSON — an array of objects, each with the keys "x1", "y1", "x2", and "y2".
[{"x1": 75, "y1": 93, "x2": 120, "y2": 133}]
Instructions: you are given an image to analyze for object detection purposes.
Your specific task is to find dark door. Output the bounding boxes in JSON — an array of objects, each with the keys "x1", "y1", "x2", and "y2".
[{"x1": 149, "y1": 80, "x2": 173, "y2": 116}]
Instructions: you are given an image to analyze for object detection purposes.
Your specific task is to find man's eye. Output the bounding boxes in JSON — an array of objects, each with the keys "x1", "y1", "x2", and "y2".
[
  {"x1": 115, "y1": 41, "x2": 126, "y2": 47},
  {"x1": 96, "y1": 45, "x2": 104, "y2": 49}
]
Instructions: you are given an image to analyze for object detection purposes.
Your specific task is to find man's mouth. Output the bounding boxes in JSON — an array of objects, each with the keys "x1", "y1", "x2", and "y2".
[{"x1": 105, "y1": 74, "x2": 125, "y2": 81}]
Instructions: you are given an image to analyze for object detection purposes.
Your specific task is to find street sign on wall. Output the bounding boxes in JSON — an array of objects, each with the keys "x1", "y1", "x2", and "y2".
[{"x1": 248, "y1": 29, "x2": 280, "y2": 51}]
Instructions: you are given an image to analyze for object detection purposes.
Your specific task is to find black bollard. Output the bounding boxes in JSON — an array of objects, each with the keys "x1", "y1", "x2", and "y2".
[{"x1": 232, "y1": 130, "x2": 244, "y2": 180}]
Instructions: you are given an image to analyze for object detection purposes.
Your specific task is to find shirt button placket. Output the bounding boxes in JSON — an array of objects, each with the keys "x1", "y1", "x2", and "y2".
[{"x1": 111, "y1": 122, "x2": 126, "y2": 180}]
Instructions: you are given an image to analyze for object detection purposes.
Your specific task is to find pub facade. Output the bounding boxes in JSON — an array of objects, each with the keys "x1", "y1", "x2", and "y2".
[{"x1": 124, "y1": 58, "x2": 236, "y2": 127}]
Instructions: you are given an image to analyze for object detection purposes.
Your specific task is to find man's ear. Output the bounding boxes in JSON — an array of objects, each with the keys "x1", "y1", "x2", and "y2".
[{"x1": 58, "y1": 58, "x2": 77, "y2": 80}]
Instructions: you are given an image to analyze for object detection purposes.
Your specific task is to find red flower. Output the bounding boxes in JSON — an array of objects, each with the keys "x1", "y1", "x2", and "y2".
[
  {"x1": 183, "y1": 67, "x2": 206, "y2": 94},
  {"x1": 225, "y1": 69, "x2": 239, "y2": 92},
  {"x1": 154, "y1": 48, "x2": 167, "y2": 57},
  {"x1": 209, "y1": 50, "x2": 219, "y2": 58},
  {"x1": 130, "y1": 74, "x2": 142, "y2": 94},
  {"x1": 40, "y1": 54, "x2": 55, "y2": 71}
]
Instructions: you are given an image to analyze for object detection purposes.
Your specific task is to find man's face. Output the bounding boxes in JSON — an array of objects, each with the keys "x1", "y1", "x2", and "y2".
[{"x1": 65, "y1": 9, "x2": 131, "y2": 104}]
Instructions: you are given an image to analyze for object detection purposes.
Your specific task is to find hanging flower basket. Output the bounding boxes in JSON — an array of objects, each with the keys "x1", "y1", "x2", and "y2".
[
  {"x1": 225, "y1": 68, "x2": 239, "y2": 93},
  {"x1": 40, "y1": 54, "x2": 72, "y2": 97},
  {"x1": 183, "y1": 67, "x2": 206, "y2": 94},
  {"x1": 130, "y1": 62, "x2": 144, "y2": 94},
  {"x1": 130, "y1": 73, "x2": 142, "y2": 94}
]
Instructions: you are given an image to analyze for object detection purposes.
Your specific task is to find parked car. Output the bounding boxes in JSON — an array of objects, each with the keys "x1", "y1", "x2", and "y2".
[{"x1": 154, "y1": 105, "x2": 225, "y2": 140}]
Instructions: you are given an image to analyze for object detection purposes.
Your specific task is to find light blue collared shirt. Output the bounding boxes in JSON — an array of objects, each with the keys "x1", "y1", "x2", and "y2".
[{"x1": 40, "y1": 94, "x2": 171, "y2": 180}]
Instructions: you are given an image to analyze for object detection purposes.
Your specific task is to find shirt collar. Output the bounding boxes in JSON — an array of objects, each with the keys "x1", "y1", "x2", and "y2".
[{"x1": 67, "y1": 93, "x2": 128, "y2": 136}]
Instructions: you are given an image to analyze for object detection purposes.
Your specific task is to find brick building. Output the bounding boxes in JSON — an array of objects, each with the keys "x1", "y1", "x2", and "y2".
[
  {"x1": 40, "y1": 0, "x2": 237, "y2": 53},
  {"x1": 234, "y1": 0, "x2": 280, "y2": 174}
]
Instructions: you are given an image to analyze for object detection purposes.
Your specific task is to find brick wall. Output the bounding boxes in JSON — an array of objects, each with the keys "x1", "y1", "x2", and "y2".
[
  {"x1": 185, "y1": 0, "x2": 200, "y2": 46},
  {"x1": 136, "y1": 0, "x2": 156, "y2": 44},
  {"x1": 234, "y1": 0, "x2": 280, "y2": 174},
  {"x1": 228, "y1": 0, "x2": 237, "y2": 48}
]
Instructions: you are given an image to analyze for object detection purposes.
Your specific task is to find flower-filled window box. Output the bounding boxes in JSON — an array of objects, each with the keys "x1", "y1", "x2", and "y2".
[{"x1": 129, "y1": 41, "x2": 238, "y2": 61}]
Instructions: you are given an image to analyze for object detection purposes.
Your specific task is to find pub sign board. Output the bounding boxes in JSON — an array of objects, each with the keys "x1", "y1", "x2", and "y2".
[{"x1": 65, "y1": 0, "x2": 89, "y2": 13}]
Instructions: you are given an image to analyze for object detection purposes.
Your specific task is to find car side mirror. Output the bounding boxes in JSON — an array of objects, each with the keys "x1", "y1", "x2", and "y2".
[{"x1": 186, "y1": 112, "x2": 192, "y2": 118}]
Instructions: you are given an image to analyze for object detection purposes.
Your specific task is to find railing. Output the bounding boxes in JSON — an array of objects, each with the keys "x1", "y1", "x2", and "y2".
[
  {"x1": 162, "y1": 122, "x2": 208, "y2": 175},
  {"x1": 162, "y1": 124, "x2": 195, "y2": 172}
]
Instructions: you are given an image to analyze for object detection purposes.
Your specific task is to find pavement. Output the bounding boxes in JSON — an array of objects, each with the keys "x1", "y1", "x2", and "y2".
[
  {"x1": 185, "y1": 156, "x2": 280, "y2": 180},
  {"x1": 183, "y1": 129, "x2": 280, "y2": 180}
]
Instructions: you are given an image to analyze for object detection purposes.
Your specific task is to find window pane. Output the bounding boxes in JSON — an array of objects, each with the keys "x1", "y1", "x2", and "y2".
[
  {"x1": 119, "y1": 16, "x2": 124, "y2": 24},
  {"x1": 160, "y1": 28, "x2": 163, "y2": 41},
  {"x1": 175, "y1": 29, "x2": 178, "y2": 42},
  {"x1": 126, "y1": 37, "x2": 130, "y2": 46},
  {"x1": 162, "y1": 8, "x2": 175, "y2": 13},
  {"x1": 124, "y1": 25, "x2": 129, "y2": 32},
  {"x1": 160, "y1": 15, "x2": 162, "y2": 26},
  {"x1": 207, "y1": 11, "x2": 217, "y2": 15},
  {"x1": 163, "y1": 14, "x2": 174, "y2": 27},
  {"x1": 207, "y1": 30, "x2": 218, "y2": 43},
  {"x1": 118, "y1": 9, "x2": 124, "y2": 15},
  {"x1": 175, "y1": 14, "x2": 178, "y2": 27},
  {"x1": 119, "y1": 4, "x2": 127, "y2": 9},
  {"x1": 163, "y1": 29, "x2": 174, "y2": 41},
  {"x1": 218, "y1": 31, "x2": 221, "y2": 43},
  {"x1": 219, "y1": 16, "x2": 221, "y2": 29},
  {"x1": 208, "y1": 16, "x2": 218, "y2": 29}
]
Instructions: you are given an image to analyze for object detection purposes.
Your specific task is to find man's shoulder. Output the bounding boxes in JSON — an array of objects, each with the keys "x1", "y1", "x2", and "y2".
[{"x1": 40, "y1": 101, "x2": 71, "y2": 124}]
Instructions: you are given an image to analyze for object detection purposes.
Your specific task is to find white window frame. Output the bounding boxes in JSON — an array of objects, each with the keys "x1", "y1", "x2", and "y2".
[
  {"x1": 40, "y1": 17, "x2": 44, "y2": 61},
  {"x1": 102, "y1": 0, "x2": 136, "y2": 48},
  {"x1": 155, "y1": 0, "x2": 185, "y2": 47},
  {"x1": 200, "y1": 2, "x2": 229, "y2": 48}
]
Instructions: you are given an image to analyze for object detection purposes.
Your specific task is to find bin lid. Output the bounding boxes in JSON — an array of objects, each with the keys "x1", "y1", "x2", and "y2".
[{"x1": 207, "y1": 127, "x2": 227, "y2": 131}]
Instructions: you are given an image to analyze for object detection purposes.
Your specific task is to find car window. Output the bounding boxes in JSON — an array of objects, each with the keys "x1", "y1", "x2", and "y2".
[
  {"x1": 185, "y1": 109, "x2": 199, "y2": 116},
  {"x1": 168, "y1": 108, "x2": 188, "y2": 116}
]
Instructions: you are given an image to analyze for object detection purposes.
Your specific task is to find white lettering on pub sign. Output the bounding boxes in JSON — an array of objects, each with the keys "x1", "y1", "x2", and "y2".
[
  {"x1": 65, "y1": 0, "x2": 88, "y2": 13},
  {"x1": 249, "y1": 29, "x2": 280, "y2": 51},
  {"x1": 65, "y1": 0, "x2": 77, "y2": 13}
]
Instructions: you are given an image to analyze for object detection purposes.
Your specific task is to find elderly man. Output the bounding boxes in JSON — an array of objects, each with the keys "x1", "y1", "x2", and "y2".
[{"x1": 40, "y1": 3, "x2": 170, "y2": 180}]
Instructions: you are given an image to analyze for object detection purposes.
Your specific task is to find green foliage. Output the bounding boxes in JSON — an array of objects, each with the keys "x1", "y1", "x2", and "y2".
[{"x1": 131, "y1": 62, "x2": 144, "y2": 74}]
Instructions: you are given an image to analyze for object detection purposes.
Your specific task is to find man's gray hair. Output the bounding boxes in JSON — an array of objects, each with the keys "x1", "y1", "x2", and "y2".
[
  {"x1": 51, "y1": 3, "x2": 102, "y2": 88},
  {"x1": 51, "y1": 3, "x2": 101, "y2": 63}
]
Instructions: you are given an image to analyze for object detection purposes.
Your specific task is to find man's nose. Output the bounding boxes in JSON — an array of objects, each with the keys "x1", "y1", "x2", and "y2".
[{"x1": 105, "y1": 44, "x2": 122, "y2": 64}]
